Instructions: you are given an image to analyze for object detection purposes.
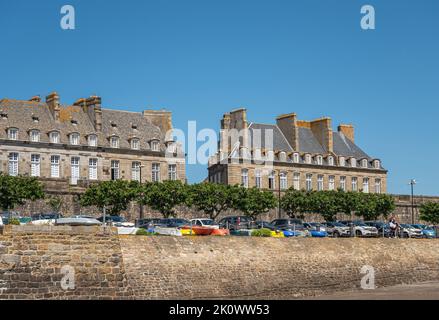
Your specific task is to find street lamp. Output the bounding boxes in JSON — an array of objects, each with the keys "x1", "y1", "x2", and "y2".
[
  {"x1": 277, "y1": 172, "x2": 282, "y2": 219},
  {"x1": 139, "y1": 165, "x2": 146, "y2": 220},
  {"x1": 409, "y1": 179, "x2": 417, "y2": 224}
]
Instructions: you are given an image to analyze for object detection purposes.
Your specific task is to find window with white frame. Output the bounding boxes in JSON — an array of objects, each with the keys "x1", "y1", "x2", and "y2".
[
  {"x1": 374, "y1": 160, "x2": 381, "y2": 169},
  {"x1": 168, "y1": 164, "x2": 177, "y2": 181},
  {"x1": 375, "y1": 178, "x2": 382, "y2": 194},
  {"x1": 350, "y1": 158, "x2": 357, "y2": 168},
  {"x1": 316, "y1": 155, "x2": 323, "y2": 165},
  {"x1": 8, "y1": 128, "x2": 18, "y2": 140},
  {"x1": 151, "y1": 140, "x2": 160, "y2": 151},
  {"x1": 255, "y1": 170, "x2": 262, "y2": 189},
  {"x1": 280, "y1": 172, "x2": 288, "y2": 190},
  {"x1": 279, "y1": 152, "x2": 287, "y2": 162},
  {"x1": 317, "y1": 175, "x2": 324, "y2": 191},
  {"x1": 152, "y1": 163, "x2": 160, "y2": 182},
  {"x1": 167, "y1": 142, "x2": 176, "y2": 154},
  {"x1": 50, "y1": 131, "x2": 60, "y2": 144},
  {"x1": 351, "y1": 177, "x2": 358, "y2": 191},
  {"x1": 362, "y1": 177, "x2": 369, "y2": 193},
  {"x1": 131, "y1": 139, "x2": 140, "y2": 150},
  {"x1": 8, "y1": 152, "x2": 19, "y2": 176},
  {"x1": 293, "y1": 153, "x2": 300, "y2": 163},
  {"x1": 340, "y1": 176, "x2": 346, "y2": 191},
  {"x1": 30, "y1": 130, "x2": 40, "y2": 142},
  {"x1": 293, "y1": 172, "x2": 300, "y2": 190},
  {"x1": 268, "y1": 171, "x2": 276, "y2": 190},
  {"x1": 88, "y1": 135, "x2": 97, "y2": 147},
  {"x1": 30, "y1": 154, "x2": 40, "y2": 177},
  {"x1": 306, "y1": 174, "x2": 313, "y2": 191},
  {"x1": 132, "y1": 162, "x2": 141, "y2": 182},
  {"x1": 339, "y1": 156, "x2": 345, "y2": 167},
  {"x1": 329, "y1": 175, "x2": 335, "y2": 191},
  {"x1": 305, "y1": 154, "x2": 312, "y2": 164},
  {"x1": 89, "y1": 158, "x2": 98, "y2": 180},
  {"x1": 71, "y1": 157, "x2": 80, "y2": 185},
  {"x1": 110, "y1": 136, "x2": 119, "y2": 148},
  {"x1": 111, "y1": 160, "x2": 120, "y2": 180},
  {"x1": 361, "y1": 159, "x2": 368, "y2": 168},
  {"x1": 241, "y1": 169, "x2": 249, "y2": 188},
  {"x1": 50, "y1": 155, "x2": 60, "y2": 178},
  {"x1": 70, "y1": 133, "x2": 80, "y2": 146},
  {"x1": 328, "y1": 156, "x2": 334, "y2": 166}
]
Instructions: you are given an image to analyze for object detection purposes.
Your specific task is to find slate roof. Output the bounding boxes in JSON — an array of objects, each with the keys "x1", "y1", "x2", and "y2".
[
  {"x1": 0, "y1": 98, "x2": 166, "y2": 150},
  {"x1": 248, "y1": 123, "x2": 293, "y2": 152}
]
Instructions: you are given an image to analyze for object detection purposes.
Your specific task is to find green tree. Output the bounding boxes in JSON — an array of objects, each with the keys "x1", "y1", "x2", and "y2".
[
  {"x1": 419, "y1": 202, "x2": 439, "y2": 224},
  {"x1": 0, "y1": 174, "x2": 45, "y2": 214},
  {"x1": 234, "y1": 187, "x2": 277, "y2": 220},
  {"x1": 138, "y1": 180, "x2": 188, "y2": 218},
  {"x1": 374, "y1": 193, "x2": 395, "y2": 219},
  {"x1": 187, "y1": 183, "x2": 240, "y2": 220},
  {"x1": 312, "y1": 190, "x2": 343, "y2": 222},
  {"x1": 80, "y1": 180, "x2": 140, "y2": 216},
  {"x1": 280, "y1": 189, "x2": 307, "y2": 219}
]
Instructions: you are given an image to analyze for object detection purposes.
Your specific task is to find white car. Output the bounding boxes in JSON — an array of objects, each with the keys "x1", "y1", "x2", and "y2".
[
  {"x1": 339, "y1": 220, "x2": 378, "y2": 237},
  {"x1": 0, "y1": 216, "x2": 3, "y2": 226},
  {"x1": 190, "y1": 218, "x2": 219, "y2": 229}
]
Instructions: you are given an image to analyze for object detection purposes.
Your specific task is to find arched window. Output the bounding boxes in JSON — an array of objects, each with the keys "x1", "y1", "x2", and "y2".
[
  {"x1": 241, "y1": 169, "x2": 249, "y2": 188},
  {"x1": 316, "y1": 155, "x2": 323, "y2": 165},
  {"x1": 373, "y1": 160, "x2": 381, "y2": 169},
  {"x1": 339, "y1": 156, "x2": 346, "y2": 166},
  {"x1": 280, "y1": 172, "x2": 288, "y2": 190},
  {"x1": 279, "y1": 151, "x2": 287, "y2": 162},
  {"x1": 361, "y1": 159, "x2": 368, "y2": 168},
  {"x1": 293, "y1": 153, "x2": 300, "y2": 163},
  {"x1": 328, "y1": 156, "x2": 334, "y2": 166},
  {"x1": 305, "y1": 154, "x2": 312, "y2": 164},
  {"x1": 350, "y1": 158, "x2": 357, "y2": 168}
]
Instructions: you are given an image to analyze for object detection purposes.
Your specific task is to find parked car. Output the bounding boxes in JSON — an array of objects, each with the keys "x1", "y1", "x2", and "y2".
[
  {"x1": 411, "y1": 224, "x2": 436, "y2": 238},
  {"x1": 270, "y1": 218, "x2": 303, "y2": 230},
  {"x1": 0, "y1": 215, "x2": 3, "y2": 226},
  {"x1": 303, "y1": 223, "x2": 328, "y2": 237},
  {"x1": 321, "y1": 221, "x2": 351, "y2": 238},
  {"x1": 338, "y1": 220, "x2": 378, "y2": 237},
  {"x1": 158, "y1": 218, "x2": 191, "y2": 228},
  {"x1": 218, "y1": 216, "x2": 256, "y2": 231},
  {"x1": 97, "y1": 215, "x2": 134, "y2": 227},
  {"x1": 190, "y1": 218, "x2": 220, "y2": 229},
  {"x1": 364, "y1": 221, "x2": 393, "y2": 237},
  {"x1": 399, "y1": 224, "x2": 423, "y2": 238},
  {"x1": 136, "y1": 218, "x2": 163, "y2": 228}
]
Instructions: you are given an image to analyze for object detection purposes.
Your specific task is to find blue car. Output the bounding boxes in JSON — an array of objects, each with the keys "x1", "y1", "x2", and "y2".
[
  {"x1": 412, "y1": 224, "x2": 436, "y2": 238},
  {"x1": 303, "y1": 223, "x2": 328, "y2": 238}
]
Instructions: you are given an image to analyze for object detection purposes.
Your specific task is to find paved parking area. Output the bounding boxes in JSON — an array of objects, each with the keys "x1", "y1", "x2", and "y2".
[{"x1": 305, "y1": 281, "x2": 439, "y2": 300}]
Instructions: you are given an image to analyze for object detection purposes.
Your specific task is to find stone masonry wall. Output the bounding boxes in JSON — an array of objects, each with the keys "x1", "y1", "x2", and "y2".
[{"x1": 0, "y1": 225, "x2": 132, "y2": 299}]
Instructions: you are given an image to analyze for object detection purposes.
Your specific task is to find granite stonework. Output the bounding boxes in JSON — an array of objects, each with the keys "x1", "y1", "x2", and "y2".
[{"x1": 1, "y1": 226, "x2": 439, "y2": 300}]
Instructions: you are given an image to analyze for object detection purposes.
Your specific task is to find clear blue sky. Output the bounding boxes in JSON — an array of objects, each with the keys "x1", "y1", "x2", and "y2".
[{"x1": 1, "y1": 0, "x2": 438, "y2": 195}]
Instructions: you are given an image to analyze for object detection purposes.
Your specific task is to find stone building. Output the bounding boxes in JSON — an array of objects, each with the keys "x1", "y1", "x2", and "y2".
[
  {"x1": 0, "y1": 92, "x2": 185, "y2": 189},
  {"x1": 208, "y1": 108, "x2": 387, "y2": 193}
]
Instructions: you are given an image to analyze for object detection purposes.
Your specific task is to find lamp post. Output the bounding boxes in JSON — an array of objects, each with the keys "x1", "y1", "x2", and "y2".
[
  {"x1": 277, "y1": 172, "x2": 282, "y2": 219},
  {"x1": 139, "y1": 164, "x2": 145, "y2": 221},
  {"x1": 410, "y1": 179, "x2": 416, "y2": 224}
]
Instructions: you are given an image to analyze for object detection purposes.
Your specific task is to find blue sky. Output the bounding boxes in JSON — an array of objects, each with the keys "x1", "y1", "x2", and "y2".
[{"x1": 1, "y1": 0, "x2": 438, "y2": 195}]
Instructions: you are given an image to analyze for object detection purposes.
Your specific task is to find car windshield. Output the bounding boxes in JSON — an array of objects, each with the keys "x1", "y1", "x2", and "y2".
[
  {"x1": 354, "y1": 221, "x2": 367, "y2": 227},
  {"x1": 199, "y1": 220, "x2": 215, "y2": 225},
  {"x1": 330, "y1": 222, "x2": 346, "y2": 227},
  {"x1": 257, "y1": 222, "x2": 275, "y2": 228},
  {"x1": 400, "y1": 224, "x2": 412, "y2": 228}
]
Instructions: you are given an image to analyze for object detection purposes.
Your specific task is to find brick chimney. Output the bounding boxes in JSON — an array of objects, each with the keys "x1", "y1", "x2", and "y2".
[
  {"x1": 85, "y1": 96, "x2": 102, "y2": 131},
  {"x1": 143, "y1": 110, "x2": 172, "y2": 134},
  {"x1": 310, "y1": 117, "x2": 333, "y2": 153},
  {"x1": 29, "y1": 95, "x2": 41, "y2": 103},
  {"x1": 338, "y1": 124, "x2": 354, "y2": 142},
  {"x1": 46, "y1": 92, "x2": 60, "y2": 121},
  {"x1": 276, "y1": 113, "x2": 299, "y2": 150}
]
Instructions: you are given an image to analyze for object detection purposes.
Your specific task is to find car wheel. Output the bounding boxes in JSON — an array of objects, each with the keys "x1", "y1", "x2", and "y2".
[
  {"x1": 333, "y1": 231, "x2": 340, "y2": 238},
  {"x1": 355, "y1": 230, "x2": 362, "y2": 237}
]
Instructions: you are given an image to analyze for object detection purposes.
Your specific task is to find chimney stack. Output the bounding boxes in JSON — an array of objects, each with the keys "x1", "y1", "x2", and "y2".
[
  {"x1": 310, "y1": 117, "x2": 333, "y2": 153},
  {"x1": 29, "y1": 95, "x2": 41, "y2": 103},
  {"x1": 143, "y1": 109, "x2": 172, "y2": 134},
  {"x1": 276, "y1": 113, "x2": 299, "y2": 150},
  {"x1": 338, "y1": 124, "x2": 354, "y2": 142},
  {"x1": 46, "y1": 92, "x2": 60, "y2": 121},
  {"x1": 85, "y1": 96, "x2": 102, "y2": 131}
]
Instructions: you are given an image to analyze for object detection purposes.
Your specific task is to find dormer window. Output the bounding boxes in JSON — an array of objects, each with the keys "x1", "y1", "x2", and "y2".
[
  {"x1": 266, "y1": 150, "x2": 274, "y2": 161},
  {"x1": 350, "y1": 158, "x2": 357, "y2": 168},
  {"x1": 279, "y1": 151, "x2": 287, "y2": 162},
  {"x1": 88, "y1": 134, "x2": 97, "y2": 147},
  {"x1": 361, "y1": 159, "x2": 368, "y2": 168},
  {"x1": 167, "y1": 142, "x2": 177, "y2": 153},
  {"x1": 305, "y1": 154, "x2": 312, "y2": 164},
  {"x1": 293, "y1": 153, "x2": 300, "y2": 163},
  {"x1": 328, "y1": 156, "x2": 334, "y2": 166},
  {"x1": 7, "y1": 128, "x2": 18, "y2": 140},
  {"x1": 339, "y1": 156, "x2": 346, "y2": 167},
  {"x1": 70, "y1": 133, "x2": 80, "y2": 145},
  {"x1": 254, "y1": 148, "x2": 262, "y2": 160},
  {"x1": 50, "y1": 131, "x2": 60, "y2": 144},
  {"x1": 30, "y1": 130, "x2": 40, "y2": 142},
  {"x1": 131, "y1": 138, "x2": 140, "y2": 150},
  {"x1": 110, "y1": 136, "x2": 120, "y2": 148},
  {"x1": 316, "y1": 155, "x2": 323, "y2": 165},
  {"x1": 373, "y1": 160, "x2": 381, "y2": 169},
  {"x1": 151, "y1": 140, "x2": 160, "y2": 152}
]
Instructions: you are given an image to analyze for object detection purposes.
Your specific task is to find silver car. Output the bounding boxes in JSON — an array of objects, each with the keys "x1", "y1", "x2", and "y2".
[
  {"x1": 399, "y1": 224, "x2": 423, "y2": 238},
  {"x1": 323, "y1": 221, "x2": 351, "y2": 238}
]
